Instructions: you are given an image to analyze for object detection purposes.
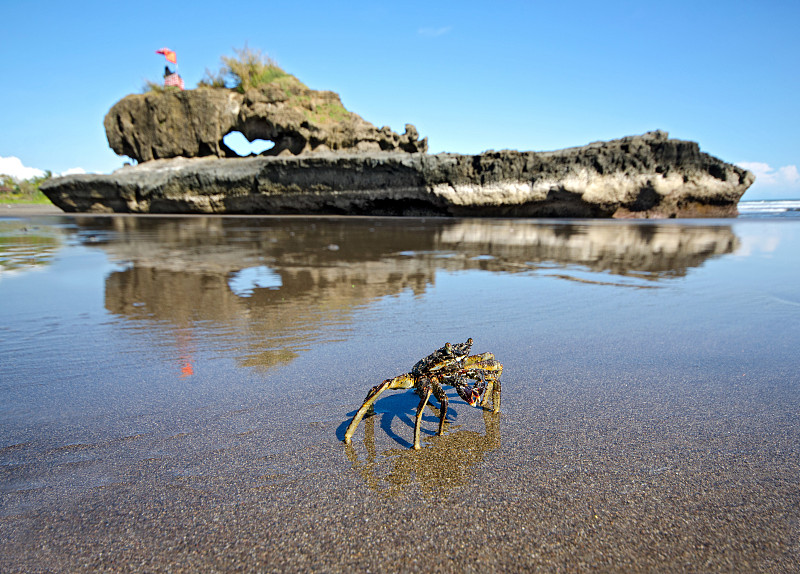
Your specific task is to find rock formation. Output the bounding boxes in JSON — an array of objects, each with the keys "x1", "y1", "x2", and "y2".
[
  {"x1": 43, "y1": 78, "x2": 755, "y2": 217},
  {"x1": 104, "y1": 78, "x2": 427, "y2": 161},
  {"x1": 43, "y1": 130, "x2": 754, "y2": 218}
]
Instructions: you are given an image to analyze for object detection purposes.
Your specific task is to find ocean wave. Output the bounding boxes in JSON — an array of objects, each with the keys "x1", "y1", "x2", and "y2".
[{"x1": 738, "y1": 200, "x2": 800, "y2": 217}]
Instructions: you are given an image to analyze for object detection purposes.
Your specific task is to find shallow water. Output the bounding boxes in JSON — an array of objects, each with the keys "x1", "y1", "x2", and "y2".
[{"x1": 1, "y1": 214, "x2": 799, "y2": 571}]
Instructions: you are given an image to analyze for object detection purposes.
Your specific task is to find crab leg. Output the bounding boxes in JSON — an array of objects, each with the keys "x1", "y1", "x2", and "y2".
[
  {"x1": 344, "y1": 373, "x2": 413, "y2": 445},
  {"x1": 413, "y1": 386, "x2": 433, "y2": 450},
  {"x1": 487, "y1": 359, "x2": 503, "y2": 412},
  {"x1": 480, "y1": 377, "x2": 502, "y2": 411},
  {"x1": 429, "y1": 380, "x2": 451, "y2": 436},
  {"x1": 483, "y1": 376, "x2": 501, "y2": 412}
]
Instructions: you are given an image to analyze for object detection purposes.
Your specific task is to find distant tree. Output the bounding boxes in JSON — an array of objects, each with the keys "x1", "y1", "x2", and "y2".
[{"x1": 0, "y1": 171, "x2": 52, "y2": 203}]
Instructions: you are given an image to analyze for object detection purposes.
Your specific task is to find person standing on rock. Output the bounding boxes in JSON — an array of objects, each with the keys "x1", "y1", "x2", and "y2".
[{"x1": 156, "y1": 47, "x2": 184, "y2": 90}]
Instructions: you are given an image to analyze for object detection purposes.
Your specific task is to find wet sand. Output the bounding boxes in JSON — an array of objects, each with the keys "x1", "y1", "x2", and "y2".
[
  {"x1": 2, "y1": 363, "x2": 797, "y2": 572},
  {"x1": 1, "y1": 215, "x2": 799, "y2": 571}
]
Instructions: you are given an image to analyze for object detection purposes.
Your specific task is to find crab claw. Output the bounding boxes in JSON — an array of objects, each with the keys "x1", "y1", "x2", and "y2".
[
  {"x1": 455, "y1": 383, "x2": 473, "y2": 405},
  {"x1": 468, "y1": 388, "x2": 482, "y2": 406},
  {"x1": 455, "y1": 382, "x2": 483, "y2": 406}
]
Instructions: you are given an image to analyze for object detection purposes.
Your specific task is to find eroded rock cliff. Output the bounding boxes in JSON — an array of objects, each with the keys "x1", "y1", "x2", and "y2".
[
  {"x1": 104, "y1": 79, "x2": 427, "y2": 161},
  {"x1": 42, "y1": 131, "x2": 754, "y2": 218}
]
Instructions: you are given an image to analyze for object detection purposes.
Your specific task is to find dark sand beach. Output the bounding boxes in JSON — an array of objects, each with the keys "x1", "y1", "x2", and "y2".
[{"x1": 1, "y1": 212, "x2": 798, "y2": 571}]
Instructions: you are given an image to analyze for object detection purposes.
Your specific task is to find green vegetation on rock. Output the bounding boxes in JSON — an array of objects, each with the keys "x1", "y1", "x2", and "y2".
[
  {"x1": 303, "y1": 100, "x2": 351, "y2": 124},
  {"x1": 141, "y1": 44, "x2": 358, "y2": 126},
  {"x1": 162, "y1": 44, "x2": 351, "y2": 124},
  {"x1": 269, "y1": 76, "x2": 352, "y2": 124},
  {"x1": 113, "y1": 44, "x2": 429, "y2": 160},
  {"x1": 200, "y1": 45, "x2": 289, "y2": 93},
  {"x1": 142, "y1": 80, "x2": 183, "y2": 94}
]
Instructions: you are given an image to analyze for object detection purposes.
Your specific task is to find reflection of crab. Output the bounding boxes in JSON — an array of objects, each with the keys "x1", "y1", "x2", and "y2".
[{"x1": 344, "y1": 338, "x2": 503, "y2": 449}]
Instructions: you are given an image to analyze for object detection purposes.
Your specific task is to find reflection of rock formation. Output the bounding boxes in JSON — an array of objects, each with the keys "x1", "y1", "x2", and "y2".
[
  {"x1": 436, "y1": 220, "x2": 740, "y2": 279},
  {"x1": 344, "y1": 408, "x2": 501, "y2": 498},
  {"x1": 92, "y1": 216, "x2": 441, "y2": 371},
  {"x1": 75, "y1": 216, "x2": 740, "y2": 370}
]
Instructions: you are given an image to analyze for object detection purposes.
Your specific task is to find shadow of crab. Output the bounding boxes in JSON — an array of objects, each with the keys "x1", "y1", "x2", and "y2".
[{"x1": 338, "y1": 390, "x2": 475, "y2": 449}]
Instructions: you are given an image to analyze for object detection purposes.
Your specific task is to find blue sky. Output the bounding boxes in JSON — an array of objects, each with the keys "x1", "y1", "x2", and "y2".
[{"x1": 1, "y1": 0, "x2": 798, "y2": 200}]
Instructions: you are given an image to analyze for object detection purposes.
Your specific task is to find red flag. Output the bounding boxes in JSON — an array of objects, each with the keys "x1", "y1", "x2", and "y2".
[{"x1": 156, "y1": 48, "x2": 177, "y2": 64}]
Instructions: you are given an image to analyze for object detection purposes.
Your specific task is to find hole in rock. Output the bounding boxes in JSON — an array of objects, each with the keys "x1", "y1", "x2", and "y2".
[{"x1": 223, "y1": 131, "x2": 275, "y2": 156}]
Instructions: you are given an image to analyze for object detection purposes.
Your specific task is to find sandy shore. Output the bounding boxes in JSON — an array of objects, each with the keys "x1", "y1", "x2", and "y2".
[{"x1": 1, "y1": 203, "x2": 63, "y2": 217}]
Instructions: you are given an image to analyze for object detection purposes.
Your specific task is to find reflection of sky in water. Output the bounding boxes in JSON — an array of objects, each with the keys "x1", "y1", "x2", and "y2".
[
  {"x1": 228, "y1": 265, "x2": 282, "y2": 296},
  {"x1": 732, "y1": 220, "x2": 794, "y2": 257}
]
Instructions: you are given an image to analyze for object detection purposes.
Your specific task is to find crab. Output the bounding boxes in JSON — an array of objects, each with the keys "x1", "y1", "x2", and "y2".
[{"x1": 344, "y1": 338, "x2": 503, "y2": 449}]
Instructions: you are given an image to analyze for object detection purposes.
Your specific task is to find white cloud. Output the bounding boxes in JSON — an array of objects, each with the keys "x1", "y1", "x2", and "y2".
[
  {"x1": 738, "y1": 162, "x2": 800, "y2": 187},
  {"x1": 0, "y1": 156, "x2": 45, "y2": 180},
  {"x1": 738, "y1": 162, "x2": 800, "y2": 200},
  {"x1": 58, "y1": 167, "x2": 87, "y2": 177},
  {"x1": 418, "y1": 26, "x2": 452, "y2": 37}
]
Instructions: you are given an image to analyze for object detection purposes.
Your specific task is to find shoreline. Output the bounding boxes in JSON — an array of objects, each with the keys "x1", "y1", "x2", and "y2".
[
  {"x1": 1, "y1": 203, "x2": 62, "y2": 217},
  {"x1": 3, "y1": 201, "x2": 799, "y2": 221}
]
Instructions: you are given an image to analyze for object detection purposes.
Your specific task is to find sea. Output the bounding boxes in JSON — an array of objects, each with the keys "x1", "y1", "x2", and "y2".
[
  {"x1": 737, "y1": 198, "x2": 800, "y2": 217},
  {"x1": 1, "y1": 199, "x2": 799, "y2": 570}
]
